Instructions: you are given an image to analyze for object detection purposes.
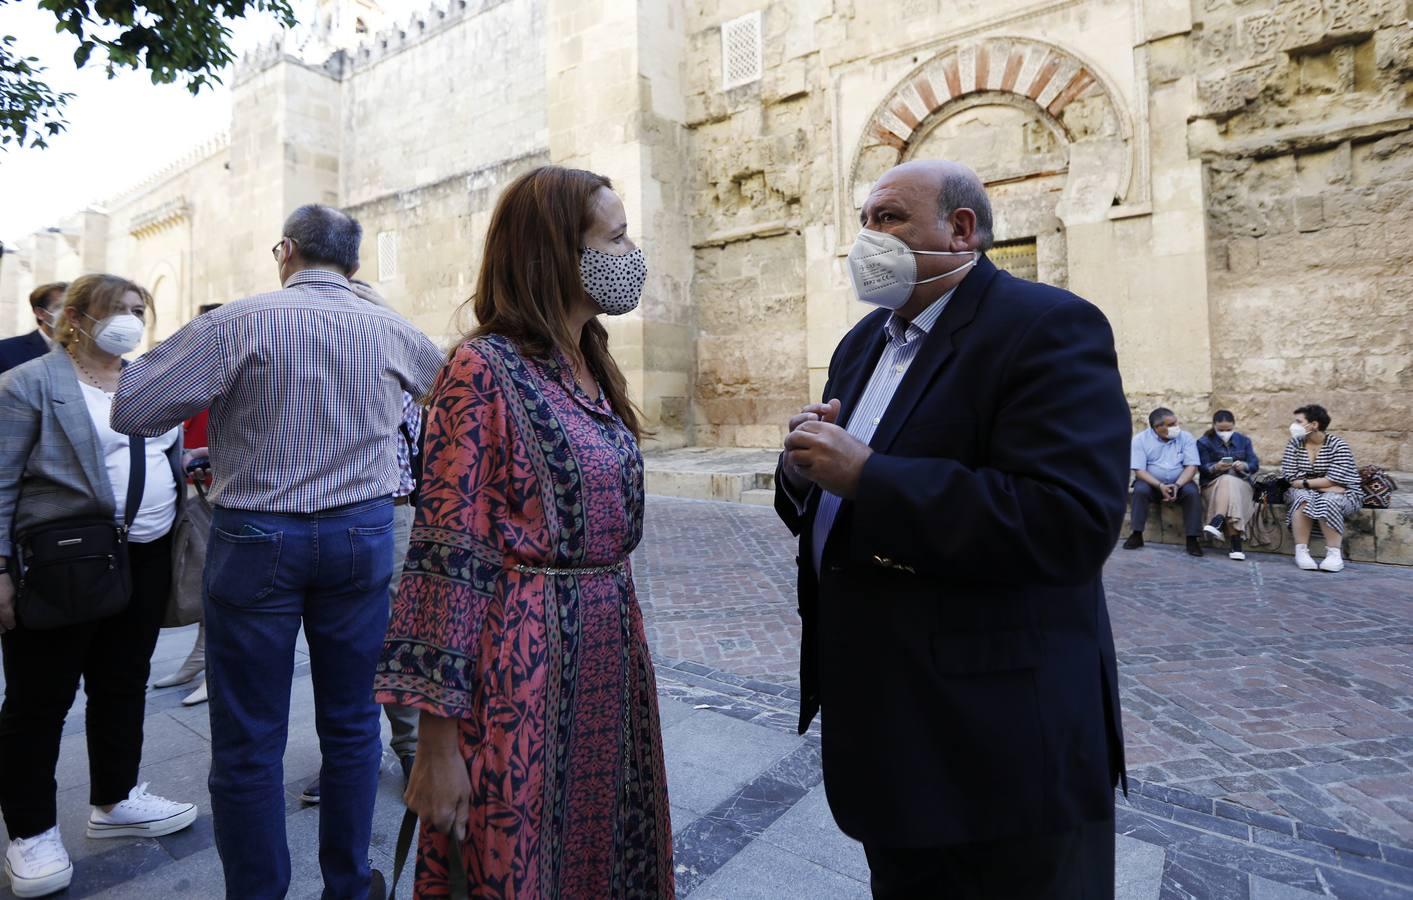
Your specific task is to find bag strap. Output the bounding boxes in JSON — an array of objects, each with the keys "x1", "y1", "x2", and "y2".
[
  {"x1": 389, "y1": 809, "x2": 469, "y2": 899},
  {"x1": 401, "y1": 408, "x2": 426, "y2": 509},
  {"x1": 124, "y1": 436, "x2": 146, "y2": 529}
]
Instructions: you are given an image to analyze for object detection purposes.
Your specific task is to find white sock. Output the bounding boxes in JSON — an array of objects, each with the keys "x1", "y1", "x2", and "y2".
[
  {"x1": 1326, "y1": 547, "x2": 1342, "y2": 558},
  {"x1": 1295, "y1": 544, "x2": 1309, "y2": 552}
]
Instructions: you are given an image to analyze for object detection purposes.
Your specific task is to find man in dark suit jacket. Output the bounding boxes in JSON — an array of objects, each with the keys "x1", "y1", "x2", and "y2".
[
  {"x1": 777, "y1": 160, "x2": 1130, "y2": 899},
  {"x1": 0, "y1": 282, "x2": 67, "y2": 376}
]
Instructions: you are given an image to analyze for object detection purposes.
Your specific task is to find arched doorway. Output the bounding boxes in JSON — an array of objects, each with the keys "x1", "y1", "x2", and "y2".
[{"x1": 846, "y1": 38, "x2": 1132, "y2": 288}]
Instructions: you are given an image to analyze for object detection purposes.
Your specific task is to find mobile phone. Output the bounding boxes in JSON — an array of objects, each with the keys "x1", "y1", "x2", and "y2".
[
  {"x1": 185, "y1": 459, "x2": 211, "y2": 473},
  {"x1": 1220, "y1": 456, "x2": 1234, "y2": 465}
]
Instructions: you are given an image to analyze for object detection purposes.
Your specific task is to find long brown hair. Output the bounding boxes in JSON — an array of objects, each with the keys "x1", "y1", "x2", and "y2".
[
  {"x1": 55, "y1": 274, "x2": 153, "y2": 349},
  {"x1": 458, "y1": 165, "x2": 643, "y2": 438}
]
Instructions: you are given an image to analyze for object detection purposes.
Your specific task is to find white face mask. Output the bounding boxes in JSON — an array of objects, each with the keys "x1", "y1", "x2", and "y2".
[
  {"x1": 1164, "y1": 427, "x2": 1182, "y2": 441},
  {"x1": 580, "y1": 247, "x2": 648, "y2": 316},
  {"x1": 1216, "y1": 429, "x2": 1234, "y2": 443},
  {"x1": 84, "y1": 312, "x2": 145, "y2": 356},
  {"x1": 845, "y1": 229, "x2": 978, "y2": 310},
  {"x1": 1290, "y1": 422, "x2": 1309, "y2": 441}
]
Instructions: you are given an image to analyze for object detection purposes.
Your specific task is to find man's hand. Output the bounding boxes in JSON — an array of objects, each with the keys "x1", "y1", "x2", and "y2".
[
  {"x1": 1213, "y1": 461, "x2": 1232, "y2": 474},
  {"x1": 0, "y1": 573, "x2": 16, "y2": 634},
  {"x1": 1161, "y1": 483, "x2": 1178, "y2": 502},
  {"x1": 1233, "y1": 461, "x2": 1248, "y2": 474},
  {"x1": 782, "y1": 400, "x2": 841, "y2": 490},
  {"x1": 783, "y1": 419, "x2": 873, "y2": 499}
]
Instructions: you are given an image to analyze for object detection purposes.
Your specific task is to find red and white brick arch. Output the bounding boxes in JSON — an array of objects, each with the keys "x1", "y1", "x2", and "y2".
[{"x1": 848, "y1": 37, "x2": 1133, "y2": 219}]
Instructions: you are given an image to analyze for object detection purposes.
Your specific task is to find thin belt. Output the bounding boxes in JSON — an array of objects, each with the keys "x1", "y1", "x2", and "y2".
[{"x1": 512, "y1": 560, "x2": 628, "y2": 576}]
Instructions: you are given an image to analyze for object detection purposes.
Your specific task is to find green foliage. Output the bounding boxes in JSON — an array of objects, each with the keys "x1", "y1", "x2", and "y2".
[{"x1": 1, "y1": 0, "x2": 297, "y2": 150}]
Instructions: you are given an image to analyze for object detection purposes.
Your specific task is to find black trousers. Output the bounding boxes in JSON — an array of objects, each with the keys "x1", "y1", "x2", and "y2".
[
  {"x1": 863, "y1": 817, "x2": 1115, "y2": 900},
  {"x1": 1130, "y1": 480, "x2": 1202, "y2": 537},
  {"x1": 0, "y1": 535, "x2": 170, "y2": 838}
]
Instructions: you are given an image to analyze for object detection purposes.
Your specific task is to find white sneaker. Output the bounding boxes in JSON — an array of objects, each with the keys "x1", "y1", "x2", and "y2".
[
  {"x1": 1229, "y1": 551, "x2": 1247, "y2": 561},
  {"x1": 87, "y1": 783, "x2": 198, "y2": 839},
  {"x1": 5, "y1": 827, "x2": 73, "y2": 898},
  {"x1": 181, "y1": 679, "x2": 207, "y2": 706},
  {"x1": 1294, "y1": 545, "x2": 1318, "y2": 570},
  {"x1": 1319, "y1": 550, "x2": 1345, "y2": 573}
]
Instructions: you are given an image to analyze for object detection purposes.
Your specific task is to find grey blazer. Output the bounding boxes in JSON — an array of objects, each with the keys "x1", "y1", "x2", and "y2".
[{"x1": 0, "y1": 350, "x2": 184, "y2": 559}]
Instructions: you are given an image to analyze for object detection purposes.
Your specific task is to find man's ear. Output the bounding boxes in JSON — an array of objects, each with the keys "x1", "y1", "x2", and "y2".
[{"x1": 949, "y1": 209, "x2": 978, "y2": 250}]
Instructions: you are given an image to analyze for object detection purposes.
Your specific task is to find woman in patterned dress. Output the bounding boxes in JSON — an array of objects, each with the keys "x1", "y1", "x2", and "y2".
[
  {"x1": 1281, "y1": 404, "x2": 1363, "y2": 573},
  {"x1": 374, "y1": 166, "x2": 674, "y2": 898}
]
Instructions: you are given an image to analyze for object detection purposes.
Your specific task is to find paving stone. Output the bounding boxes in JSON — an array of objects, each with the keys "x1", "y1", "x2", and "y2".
[
  {"x1": 635, "y1": 498, "x2": 1413, "y2": 850},
  {"x1": 1116, "y1": 833, "x2": 1166, "y2": 900},
  {"x1": 688, "y1": 838, "x2": 869, "y2": 899},
  {"x1": 757, "y1": 786, "x2": 870, "y2": 884}
]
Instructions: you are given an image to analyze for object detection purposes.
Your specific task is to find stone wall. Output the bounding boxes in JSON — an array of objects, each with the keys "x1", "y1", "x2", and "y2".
[
  {"x1": 340, "y1": 0, "x2": 547, "y2": 208},
  {"x1": 344, "y1": 150, "x2": 548, "y2": 342},
  {"x1": 1191, "y1": 0, "x2": 1413, "y2": 470}
]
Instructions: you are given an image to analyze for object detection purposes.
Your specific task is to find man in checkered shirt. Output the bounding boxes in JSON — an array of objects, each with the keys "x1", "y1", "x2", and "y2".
[{"x1": 112, "y1": 204, "x2": 443, "y2": 899}]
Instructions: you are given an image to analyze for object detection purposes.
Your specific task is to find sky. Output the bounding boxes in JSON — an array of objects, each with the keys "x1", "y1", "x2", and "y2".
[{"x1": 0, "y1": 0, "x2": 322, "y2": 242}]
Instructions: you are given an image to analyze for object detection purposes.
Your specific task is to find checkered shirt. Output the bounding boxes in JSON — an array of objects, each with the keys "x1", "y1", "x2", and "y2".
[{"x1": 112, "y1": 269, "x2": 444, "y2": 514}]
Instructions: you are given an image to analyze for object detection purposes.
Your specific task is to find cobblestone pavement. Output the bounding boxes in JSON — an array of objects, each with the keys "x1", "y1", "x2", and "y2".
[
  {"x1": 635, "y1": 496, "x2": 1413, "y2": 897},
  {"x1": 3, "y1": 495, "x2": 1410, "y2": 899}
]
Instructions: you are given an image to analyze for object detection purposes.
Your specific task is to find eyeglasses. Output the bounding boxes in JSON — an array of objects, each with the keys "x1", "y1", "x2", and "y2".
[{"x1": 271, "y1": 237, "x2": 299, "y2": 260}]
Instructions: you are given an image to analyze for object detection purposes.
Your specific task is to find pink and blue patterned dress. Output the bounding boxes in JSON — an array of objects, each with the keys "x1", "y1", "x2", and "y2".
[{"x1": 374, "y1": 334, "x2": 674, "y2": 899}]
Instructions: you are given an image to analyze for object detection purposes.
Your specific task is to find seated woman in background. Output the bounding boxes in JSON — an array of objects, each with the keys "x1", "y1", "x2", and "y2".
[
  {"x1": 1196, "y1": 410, "x2": 1259, "y2": 560},
  {"x1": 1281, "y1": 404, "x2": 1363, "y2": 573}
]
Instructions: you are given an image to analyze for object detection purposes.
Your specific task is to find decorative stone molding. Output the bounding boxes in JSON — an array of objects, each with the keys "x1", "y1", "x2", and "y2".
[
  {"x1": 846, "y1": 37, "x2": 1132, "y2": 225},
  {"x1": 233, "y1": 0, "x2": 515, "y2": 83},
  {"x1": 129, "y1": 198, "x2": 191, "y2": 237}
]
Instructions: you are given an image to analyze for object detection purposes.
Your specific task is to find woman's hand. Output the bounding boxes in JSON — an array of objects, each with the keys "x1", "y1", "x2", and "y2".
[{"x1": 405, "y1": 713, "x2": 471, "y2": 841}]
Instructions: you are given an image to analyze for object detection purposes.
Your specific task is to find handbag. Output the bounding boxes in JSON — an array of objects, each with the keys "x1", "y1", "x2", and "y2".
[
  {"x1": 16, "y1": 436, "x2": 145, "y2": 630},
  {"x1": 1359, "y1": 465, "x2": 1398, "y2": 509},
  {"x1": 165, "y1": 478, "x2": 212, "y2": 628},
  {"x1": 387, "y1": 809, "x2": 468, "y2": 899}
]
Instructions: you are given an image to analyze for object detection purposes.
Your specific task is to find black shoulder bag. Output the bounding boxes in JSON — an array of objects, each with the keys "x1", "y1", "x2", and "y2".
[{"x1": 16, "y1": 436, "x2": 146, "y2": 630}]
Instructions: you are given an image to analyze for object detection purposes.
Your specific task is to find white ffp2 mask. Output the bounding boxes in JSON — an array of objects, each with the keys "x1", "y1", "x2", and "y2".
[
  {"x1": 84, "y1": 312, "x2": 145, "y2": 356},
  {"x1": 845, "y1": 229, "x2": 977, "y2": 310}
]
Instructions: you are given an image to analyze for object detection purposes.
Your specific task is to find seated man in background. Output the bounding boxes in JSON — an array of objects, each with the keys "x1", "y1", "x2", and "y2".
[{"x1": 1125, "y1": 407, "x2": 1203, "y2": 557}]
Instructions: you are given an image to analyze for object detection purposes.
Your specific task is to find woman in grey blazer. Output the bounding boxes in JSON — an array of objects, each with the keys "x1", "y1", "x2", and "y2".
[{"x1": 0, "y1": 275, "x2": 197, "y2": 898}]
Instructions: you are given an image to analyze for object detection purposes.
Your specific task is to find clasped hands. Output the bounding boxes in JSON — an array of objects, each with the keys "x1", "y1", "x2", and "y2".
[{"x1": 782, "y1": 399, "x2": 873, "y2": 499}]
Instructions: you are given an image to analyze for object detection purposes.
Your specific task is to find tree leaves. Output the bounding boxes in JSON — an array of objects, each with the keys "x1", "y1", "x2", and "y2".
[{"x1": 2, "y1": 0, "x2": 298, "y2": 150}]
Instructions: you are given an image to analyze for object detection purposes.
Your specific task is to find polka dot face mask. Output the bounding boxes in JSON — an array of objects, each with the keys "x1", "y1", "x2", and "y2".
[{"x1": 579, "y1": 247, "x2": 648, "y2": 316}]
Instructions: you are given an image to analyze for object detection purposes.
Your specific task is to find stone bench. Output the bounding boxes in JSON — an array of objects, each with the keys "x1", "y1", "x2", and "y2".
[{"x1": 1124, "y1": 483, "x2": 1413, "y2": 566}]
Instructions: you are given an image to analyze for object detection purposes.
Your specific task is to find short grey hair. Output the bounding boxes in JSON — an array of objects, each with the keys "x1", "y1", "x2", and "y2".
[
  {"x1": 1148, "y1": 407, "x2": 1175, "y2": 428},
  {"x1": 938, "y1": 173, "x2": 995, "y2": 250},
  {"x1": 282, "y1": 204, "x2": 362, "y2": 273}
]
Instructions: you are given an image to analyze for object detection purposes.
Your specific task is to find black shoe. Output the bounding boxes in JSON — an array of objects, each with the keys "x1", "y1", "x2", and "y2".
[
  {"x1": 368, "y1": 867, "x2": 386, "y2": 900},
  {"x1": 1203, "y1": 515, "x2": 1226, "y2": 540},
  {"x1": 1186, "y1": 538, "x2": 1204, "y2": 557},
  {"x1": 1122, "y1": 532, "x2": 1144, "y2": 550},
  {"x1": 300, "y1": 777, "x2": 320, "y2": 805},
  {"x1": 400, "y1": 754, "x2": 415, "y2": 784},
  {"x1": 1230, "y1": 534, "x2": 1243, "y2": 553}
]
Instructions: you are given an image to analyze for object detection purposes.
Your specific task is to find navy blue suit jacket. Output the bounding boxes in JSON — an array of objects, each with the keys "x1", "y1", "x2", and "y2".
[
  {"x1": 775, "y1": 256, "x2": 1130, "y2": 848},
  {"x1": 0, "y1": 331, "x2": 51, "y2": 377}
]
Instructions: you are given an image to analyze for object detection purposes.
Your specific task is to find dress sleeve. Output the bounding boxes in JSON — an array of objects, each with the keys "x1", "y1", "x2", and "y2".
[
  {"x1": 374, "y1": 343, "x2": 510, "y2": 719},
  {"x1": 1327, "y1": 438, "x2": 1361, "y2": 491},
  {"x1": 1280, "y1": 440, "x2": 1302, "y2": 480}
]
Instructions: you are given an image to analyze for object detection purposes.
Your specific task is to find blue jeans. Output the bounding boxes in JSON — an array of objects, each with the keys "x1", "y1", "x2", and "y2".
[{"x1": 204, "y1": 497, "x2": 394, "y2": 900}]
